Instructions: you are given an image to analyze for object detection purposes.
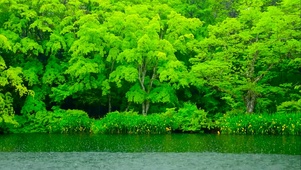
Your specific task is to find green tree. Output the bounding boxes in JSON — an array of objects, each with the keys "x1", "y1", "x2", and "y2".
[
  {"x1": 0, "y1": 32, "x2": 33, "y2": 130},
  {"x1": 107, "y1": 3, "x2": 202, "y2": 115},
  {"x1": 190, "y1": 0, "x2": 301, "y2": 113}
]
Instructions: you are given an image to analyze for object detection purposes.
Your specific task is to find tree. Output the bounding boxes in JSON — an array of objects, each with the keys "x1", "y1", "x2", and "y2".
[
  {"x1": 190, "y1": 0, "x2": 301, "y2": 113},
  {"x1": 106, "y1": 3, "x2": 202, "y2": 115},
  {"x1": 0, "y1": 32, "x2": 33, "y2": 130}
]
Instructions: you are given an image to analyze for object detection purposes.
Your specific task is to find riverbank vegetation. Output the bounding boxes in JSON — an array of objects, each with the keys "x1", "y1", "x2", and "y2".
[
  {"x1": 0, "y1": 0, "x2": 300, "y2": 135},
  {"x1": 218, "y1": 112, "x2": 301, "y2": 135},
  {"x1": 3, "y1": 105, "x2": 301, "y2": 135}
]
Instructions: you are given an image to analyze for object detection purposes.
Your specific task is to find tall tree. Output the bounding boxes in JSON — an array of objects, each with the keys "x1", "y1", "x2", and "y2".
[
  {"x1": 0, "y1": 32, "x2": 32, "y2": 129},
  {"x1": 190, "y1": 0, "x2": 301, "y2": 113},
  {"x1": 107, "y1": 3, "x2": 202, "y2": 115}
]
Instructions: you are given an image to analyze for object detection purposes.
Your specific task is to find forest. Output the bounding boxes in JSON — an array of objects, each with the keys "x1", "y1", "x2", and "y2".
[{"x1": 0, "y1": 0, "x2": 300, "y2": 134}]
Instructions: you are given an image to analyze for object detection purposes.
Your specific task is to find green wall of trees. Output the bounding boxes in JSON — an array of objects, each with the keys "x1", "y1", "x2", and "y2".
[{"x1": 0, "y1": 0, "x2": 300, "y2": 133}]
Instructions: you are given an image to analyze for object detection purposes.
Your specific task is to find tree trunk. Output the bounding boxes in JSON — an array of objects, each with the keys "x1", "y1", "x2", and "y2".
[
  {"x1": 142, "y1": 102, "x2": 146, "y2": 116},
  {"x1": 245, "y1": 90, "x2": 256, "y2": 113},
  {"x1": 141, "y1": 100, "x2": 150, "y2": 116},
  {"x1": 138, "y1": 58, "x2": 156, "y2": 116},
  {"x1": 125, "y1": 102, "x2": 131, "y2": 112},
  {"x1": 145, "y1": 100, "x2": 150, "y2": 115},
  {"x1": 108, "y1": 94, "x2": 111, "y2": 113}
]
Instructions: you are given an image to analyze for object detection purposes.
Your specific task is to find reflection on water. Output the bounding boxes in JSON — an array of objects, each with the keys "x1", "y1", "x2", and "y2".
[{"x1": 0, "y1": 134, "x2": 300, "y2": 154}]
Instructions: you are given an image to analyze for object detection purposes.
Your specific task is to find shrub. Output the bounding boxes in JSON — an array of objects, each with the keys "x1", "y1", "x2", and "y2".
[
  {"x1": 90, "y1": 119, "x2": 105, "y2": 134},
  {"x1": 91, "y1": 111, "x2": 173, "y2": 134},
  {"x1": 11, "y1": 109, "x2": 92, "y2": 133},
  {"x1": 172, "y1": 103, "x2": 213, "y2": 133},
  {"x1": 11, "y1": 111, "x2": 54, "y2": 133},
  {"x1": 277, "y1": 100, "x2": 301, "y2": 113},
  {"x1": 57, "y1": 109, "x2": 92, "y2": 133},
  {"x1": 92, "y1": 103, "x2": 214, "y2": 134},
  {"x1": 218, "y1": 112, "x2": 301, "y2": 135}
]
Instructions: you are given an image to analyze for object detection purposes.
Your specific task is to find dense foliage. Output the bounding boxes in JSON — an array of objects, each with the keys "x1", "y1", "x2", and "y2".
[
  {"x1": 10, "y1": 109, "x2": 92, "y2": 133},
  {"x1": 0, "y1": 0, "x2": 300, "y2": 134},
  {"x1": 91, "y1": 103, "x2": 214, "y2": 134},
  {"x1": 91, "y1": 111, "x2": 173, "y2": 134},
  {"x1": 218, "y1": 113, "x2": 301, "y2": 135}
]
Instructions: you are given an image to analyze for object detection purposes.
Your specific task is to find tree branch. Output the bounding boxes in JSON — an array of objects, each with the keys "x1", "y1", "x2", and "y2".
[
  {"x1": 254, "y1": 63, "x2": 274, "y2": 83},
  {"x1": 138, "y1": 64, "x2": 145, "y2": 91}
]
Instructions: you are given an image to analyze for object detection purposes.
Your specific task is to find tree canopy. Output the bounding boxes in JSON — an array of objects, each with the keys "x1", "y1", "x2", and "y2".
[{"x1": 0, "y1": 0, "x2": 300, "y2": 127}]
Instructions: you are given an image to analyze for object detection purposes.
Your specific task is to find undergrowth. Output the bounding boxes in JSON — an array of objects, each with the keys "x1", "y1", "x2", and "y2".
[{"x1": 217, "y1": 112, "x2": 301, "y2": 135}]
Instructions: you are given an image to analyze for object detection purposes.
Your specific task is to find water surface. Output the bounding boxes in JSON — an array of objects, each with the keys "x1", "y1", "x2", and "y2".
[
  {"x1": 1, "y1": 152, "x2": 300, "y2": 170},
  {"x1": 0, "y1": 134, "x2": 300, "y2": 170},
  {"x1": 0, "y1": 134, "x2": 300, "y2": 154}
]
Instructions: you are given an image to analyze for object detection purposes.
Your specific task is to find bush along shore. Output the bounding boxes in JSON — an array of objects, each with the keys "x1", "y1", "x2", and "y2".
[
  {"x1": 218, "y1": 112, "x2": 301, "y2": 135},
  {"x1": 1, "y1": 103, "x2": 301, "y2": 135}
]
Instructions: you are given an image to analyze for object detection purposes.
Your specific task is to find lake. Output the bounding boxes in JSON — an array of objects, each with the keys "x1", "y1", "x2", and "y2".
[{"x1": 0, "y1": 134, "x2": 300, "y2": 169}]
